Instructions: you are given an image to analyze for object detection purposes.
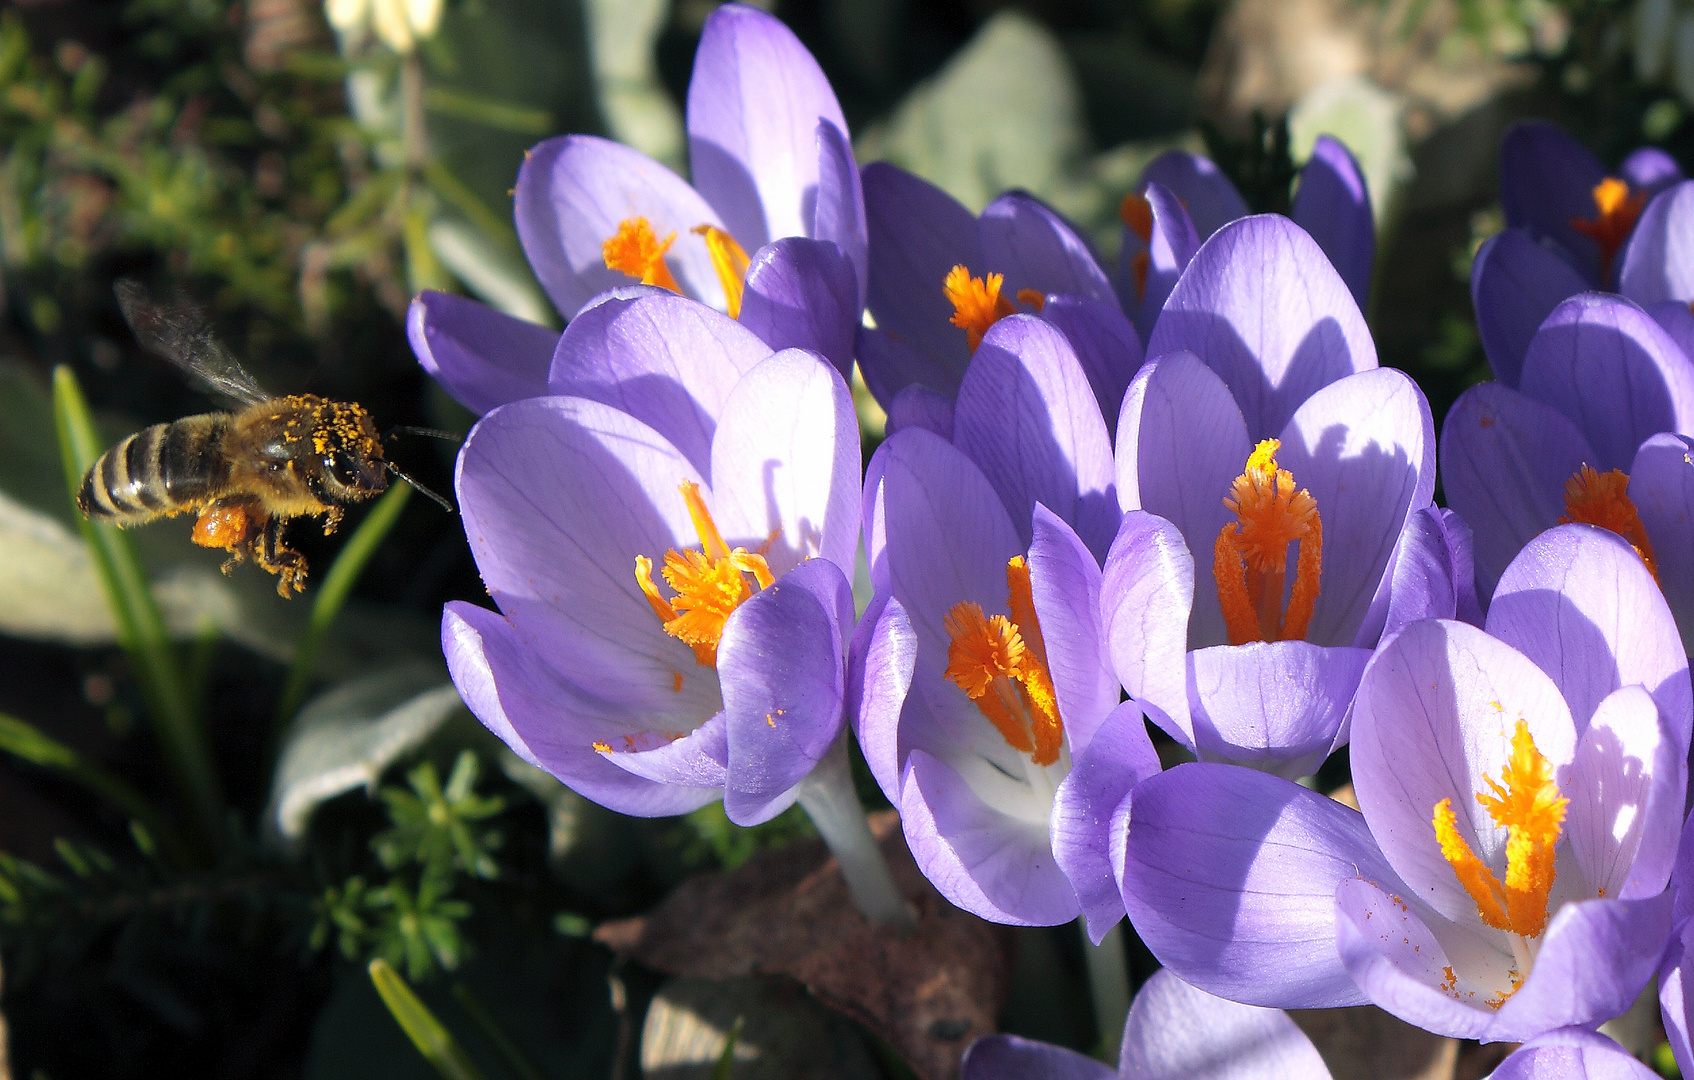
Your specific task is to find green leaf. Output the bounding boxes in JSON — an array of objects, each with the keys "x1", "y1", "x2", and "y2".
[
  {"x1": 710, "y1": 1016, "x2": 745, "y2": 1080},
  {"x1": 368, "y1": 959, "x2": 489, "y2": 1080},
  {"x1": 422, "y1": 85, "x2": 551, "y2": 135}
]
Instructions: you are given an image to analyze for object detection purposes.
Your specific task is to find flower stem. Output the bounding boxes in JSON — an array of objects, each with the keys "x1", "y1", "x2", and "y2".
[
  {"x1": 1082, "y1": 921, "x2": 1130, "y2": 1063},
  {"x1": 795, "y1": 735, "x2": 914, "y2": 930}
]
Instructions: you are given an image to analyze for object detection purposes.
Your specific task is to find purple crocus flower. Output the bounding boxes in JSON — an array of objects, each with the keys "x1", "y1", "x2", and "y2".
[
  {"x1": 1442, "y1": 290, "x2": 1694, "y2": 649},
  {"x1": 963, "y1": 968, "x2": 1656, "y2": 1080},
  {"x1": 1118, "y1": 524, "x2": 1691, "y2": 1042},
  {"x1": 857, "y1": 163, "x2": 1140, "y2": 433},
  {"x1": 851, "y1": 312, "x2": 1168, "y2": 928},
  {"x1": 1113, "y1": 213, "x2": 1440, "y2": 778},
  {"x1": 439, "y1": 294, "x2": 907, "y2": 922},
  {"x1": 410, "y1": 3, "x2": 864, "y2": 403}
]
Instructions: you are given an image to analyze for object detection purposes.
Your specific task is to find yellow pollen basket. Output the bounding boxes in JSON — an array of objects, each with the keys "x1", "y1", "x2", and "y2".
[
  {"x1": 1432, "y1": 720, "x2": 1567, "y2": 939},
  {"x1": 942, "y1": 556, "x2": 1064, "y2": 766},
  {"x1": 1559, "y1": 464, "x2": 1660, "y2": 583},
  {"x1": 1214, "y1": 439, "x2": 1323, "y2": 645},
  {"x1": 1569, "y1": 177, "x2": 1646, "y2": 284},
  {"x1": 943, "y1": 265, "x2": 1018, "y2": 351},
  {"x1": 692, "y1": 225, "x2": 751, "y2": 319},
  {"x1": 603, "y1": 217, "x2": 684, "y2": 294},
  {"x1": 634, "y1": 480, "x2": 774, "y2": 668}
]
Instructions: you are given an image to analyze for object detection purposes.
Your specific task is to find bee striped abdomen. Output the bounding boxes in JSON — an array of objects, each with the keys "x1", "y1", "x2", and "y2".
[{"x1": 78, "y1": 417, "x2": 227, "y2": 523}]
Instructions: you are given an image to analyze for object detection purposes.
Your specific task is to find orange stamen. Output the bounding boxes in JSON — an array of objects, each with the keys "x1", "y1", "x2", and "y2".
[
  {"x1": 1016, "y1": 288, "x2": 1046, "y2": 312},
  {"x1": 604, "y1": 217, "x2": 682, "y2": 293},
  {"x1": 1214, "y1": 440, "x2": 1323, "y2": 644},
  {"x1": 943, "y1": 557, "x2": 1065, "y2": 766},
  {"x1": 944, "y1": 264, "x2": 1016, "y2": 351},
  {"x1": 1559, "y1": 464, "x2": 1659, "y2": 582},
  {"x1": 1569, "y1": 177, "x2": 1646, "y2": 286},
  {"x1": 1119, "y1": 192, "x2": 1154, "y2": 242},
  {"x1": 633, "y1": 480, "x2": 772, "y2": 667},
  {"x1": 1132, "y1": 250, "x2": 1151, "y2": 302},
  {"x1": 692, "y1": 225, "x2": 750, "y2": 319},
  {"x1": 1433, "y1": 720, "x2": 1566, "y2": 938}
]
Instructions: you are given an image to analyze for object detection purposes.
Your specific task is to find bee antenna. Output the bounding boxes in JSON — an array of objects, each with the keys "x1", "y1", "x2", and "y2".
[
  {"x1": 384, "y1": 425, "x2": 463, "y2": 444},
  {"x1": 385, "y1": 462, "x2": 455, "y2": 513}
]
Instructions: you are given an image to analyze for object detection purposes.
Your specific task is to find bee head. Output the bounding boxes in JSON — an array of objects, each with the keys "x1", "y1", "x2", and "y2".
[{"x1": 311, "y1": 401, "x2": 388, "y2": 499}]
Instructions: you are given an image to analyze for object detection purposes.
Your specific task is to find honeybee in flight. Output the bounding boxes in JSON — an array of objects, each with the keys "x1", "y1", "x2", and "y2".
[{"x1": 77, "y1": 279, "x2": 449, "y2": 597}]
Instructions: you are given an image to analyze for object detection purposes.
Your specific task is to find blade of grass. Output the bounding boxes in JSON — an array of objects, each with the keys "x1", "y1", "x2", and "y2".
[
  {"x1": 451, "y1": 982, "x2": 548, "y2": 1080},
  {"x1": 369, "y1": 959, "x2": 488, "y2": 1080},
  {"x1": 52, "y1": 366, "x2": 222, "y2": 852},
  {"x1": 422, "y1": 86, "x2": 552, "y2": 136},
  {"x1": 0, "y1": 711, "x2": 190, "y2": 866},
  {"x1": 275, "y1": 482, "x2": 411, "y2": 732},
  {"x1": 709, "y1": 1016, "x2": 744, "y2": 1080}
]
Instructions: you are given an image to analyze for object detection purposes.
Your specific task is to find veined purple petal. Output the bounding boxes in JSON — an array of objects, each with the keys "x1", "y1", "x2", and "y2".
[
  {"x1": 979, "y1": 192, "x2": 1115, "y2": 305},
  {"x1": 863, "y1": 162, "x2": 981, "y2": 372},
  {"x1": 1124, "y1": 181, "x2": 1203, "y2": 346},
  {"x1": 812, "y1": 120, "x2": 868, "y2": 308},
  {"x1": 1470, "y1": 229, "x2": 1587, "y2": 389},
  {"x1": 458, "y1": 396, "x2": 719, "y2": 712},
  {"x1": 515, "y1": 135, "x2": 728, "y2": 317},
  {"x1": 847, "y1": 594, "x2": 915, "y2": 804},
  {"x1": 1493, "y1": 1029, "x2": 1662, "y2": 1080},
  {"x1": 1620, "y1": 180, "x2": 1694, "y2": 306},
  {"x1": 1498, "y1": 121, "x2": 1609, "y2": 284},
  {"x1": 1100, "y1": 510, "x2": 1195, "y2": 742},
  {"x1": 1622, "y1": 146, "x2": 1685, "y2": 195},
  {"x1": 408, "y1": 291, "x2": 558, "y2": 415},
  {"x1": 1119, "y1": 968, "x2": 1333, "y2": 1080},
  {"x1": 961, "y1": 1035, "x2": 1114, "y2": 1080},
  {"x1": 1438, "y1": 382, "x2": 1597, "y2": 599},
  {"x1": 1631, "y1": 433, "x2": 1694, "y2": 654},
  {"x1": 686, "y1": 3, "x2": 848, "y2": 253},
  {"x1": 1028, "y1": 506, "x2": 1119, "y2": 753},
  {"x1": 856, "y1": 324, "x2": 966, "y2": 407},
  {"x1": 718, "y1": 559, "x2": 851, "y2": 825},
  {"x1": 1649, "y1": 299, "x2": 1694, "y2": 361},
  {"x1": 1291, "y1": 135, "x2": 1375, "y2": 313},
  {"x1": 1187, "y1": 642, "x2": 1370, "y2": 778},
  {"x1": 900, "y1": 749, "x2": 1081, "y2": 926},
  {"x1": 1487, "y1": 523, "x2": 1690, "y2": 750},
  {"x1": 1519, "y1": 292, "x2": 1694, "y2": 470},
  {"x1": 548, "y1": 291, "x2": 770, "y2": 478},
  {"x1": 1349, "y1": 619, "x2": 1576, "y2": 928},
  {"x1": 1562, "y1": 686, "x2": 1683, "y2": 901},
  {"x1": 1276, "y1": 367, "x2": 1435, "y2": 648},
  {"x1": 1661, "y1": 920, "x2": 1694, "y2": 1079},
  {"x1": 1119, "y1": 762, "x2": 1389, "y2": 1008},
  {"x1": 954, "y1": 315, "x2": 1118, "y2": 559},
  {"x1": 1115, "y1": 352, "x2": 1250, "y2": 649},
  {"x1": 1052, "y1": 702, "x2": 1158, "y2": 943},
  {"x1": 885, "y1": 383, "x2": 955, "y2": 440},
  {"x1": 1383, "y1": 506, "x2": 1477, "y2": 639},
  {"x1": 709, "y1": 349, "x2": 861, "y2": 577},
  {"x1": 601, "y1": 711, "x2": 731, "y2": 789},
  {"x1": 1140, "y1": 150, "x2": 1250, "y2": 240},
  {"x1": 1036, "y1": 294, "x2": 1143, "y2": 436},
  {"x1": 1492, "y1": 892, "x2": 1675, "y2": 1041},
  {"x1": 443, "y1": 602, "x2": 723, "y2": 816},
  {"x1": 738, "y1": 236, "x2": 858, "y2": 380},
  {"x1": 1145, "y1": 215, "x2": 1377, "y2": 440}
]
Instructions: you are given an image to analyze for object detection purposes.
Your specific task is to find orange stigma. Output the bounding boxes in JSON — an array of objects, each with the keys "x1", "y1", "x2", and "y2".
[
  {"x1": 1569, "y1": 177, "x2": 1646, "y2": 286},
  {"x1": 604, "y1": 217, "x2": 682, "y2": 293},
  {"x1": 634, "y1": 480, "x2": 773, "y2": 667},
  {"x1": 1559, "y1": 464, "x2": 1659, "y2": 582},
  {"x1": 944, "y1": 265, "x2": 1017, "y2": 350},
  {"x1": 943, "y1": 556, "x2": 1064, "y2": 766},
  {"x1": 1433, "y1": 720, "x2": 1567, "y2": 939},
  {"x1": 692, "y1": 225, "x2": 750, "y2": 319},
  {"x1": 1214, "y1": 440, "x2": 1323, "y2": 644},
  {"x1": 1119, "y1": 192, "x2": 1154, "y2": 242}
]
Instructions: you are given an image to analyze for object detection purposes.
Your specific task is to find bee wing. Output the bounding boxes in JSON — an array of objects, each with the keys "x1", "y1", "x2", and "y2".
[{"x1": 115, "y1": 278, "x2": 271, "y2": 407}]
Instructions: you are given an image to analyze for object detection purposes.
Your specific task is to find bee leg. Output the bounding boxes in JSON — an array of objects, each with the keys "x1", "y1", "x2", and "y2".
[
  {"x1": 322, "y1": 505, "x2": 344, "y2": 537},
  {"x1": 192, "y1": 500, "x2": 265, "y2": 576},
  {"x1": 256, "y1": 517, "x2": 309, "y2": 598}
]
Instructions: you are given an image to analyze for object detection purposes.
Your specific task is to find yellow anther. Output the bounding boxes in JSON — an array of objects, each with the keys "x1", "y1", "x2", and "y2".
[
  {"x1": 692, "y1": 225, "x2": 751, "y2": 319},
  {"x1": 1119, "y1": 192, "x2": 1154, "y2": 242},
  {"x1": 1570, "y1": 177, "x2": 1646, "y2": 285},
  {"x1": 1433, "y1": 720, "x2": 1567, "y2": 938},
  {"x1": 604, "y1": 217, "x2": 682, "y2": 293},
  {"x1": 1214, "y1": 440, "x2": 1323, "y2": 645},
  {"x1": 942, "y1": 557, "x2": 1065, "y2": 766},
  {"x1": 944, "y1": 264, "x2": 1016, "y2": 351},
  {"x1": 1559, "y1": 464, "x2": 1660, "y2": 583},
  {"x1": 634, "y1": 480, "x2": 772, "y2": 667}
]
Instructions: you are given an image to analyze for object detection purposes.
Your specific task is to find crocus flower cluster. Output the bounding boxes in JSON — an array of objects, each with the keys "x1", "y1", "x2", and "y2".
[{"x1": 415, "y1": 12, "x2": 1694, "y2": 1068}]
